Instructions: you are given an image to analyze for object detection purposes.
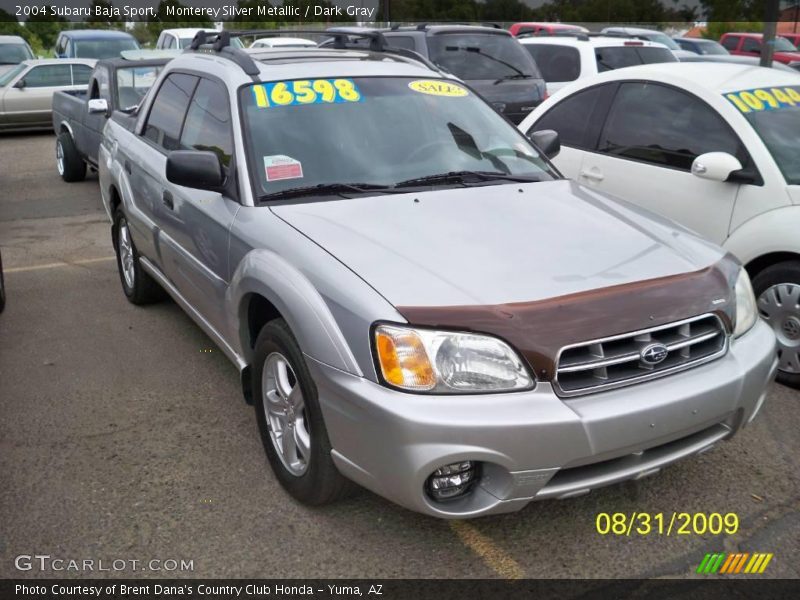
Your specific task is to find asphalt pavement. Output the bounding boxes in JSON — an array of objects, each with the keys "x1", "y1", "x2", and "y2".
[{"x1": 0, "y1": 133, "x2": 798, "y2": 579}]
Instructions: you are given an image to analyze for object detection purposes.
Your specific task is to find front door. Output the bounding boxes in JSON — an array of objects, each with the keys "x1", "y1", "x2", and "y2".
[{"x1": 575, "y1": 81, "x2": 745, "y2": 245}]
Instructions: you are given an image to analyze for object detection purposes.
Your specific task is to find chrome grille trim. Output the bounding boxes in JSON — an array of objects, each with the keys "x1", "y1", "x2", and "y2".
[{"x1": 554, "y1": 314, "x2": 728, "y2": 397}]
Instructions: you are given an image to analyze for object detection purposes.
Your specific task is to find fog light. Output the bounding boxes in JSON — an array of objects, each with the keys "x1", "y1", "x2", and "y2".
[{"x1": 426, "y1": 461, "x2": 477, "y2": 501}]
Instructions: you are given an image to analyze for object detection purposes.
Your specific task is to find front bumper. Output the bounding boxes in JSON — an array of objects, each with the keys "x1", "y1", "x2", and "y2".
[{"x1": 308, "y1": 319, "x2": 777, "y2": 518}]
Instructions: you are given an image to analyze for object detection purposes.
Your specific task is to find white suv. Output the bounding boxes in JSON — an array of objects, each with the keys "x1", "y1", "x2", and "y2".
[{"x1": 518, "y1": 35, "x2": 676, "y2": 95}]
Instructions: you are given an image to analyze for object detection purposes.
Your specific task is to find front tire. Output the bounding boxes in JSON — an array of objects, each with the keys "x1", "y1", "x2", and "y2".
[
  {"x1": 252, "y1": 319, "x2": 354, "y2": 505},
  {"x1": 112, "y1": 207, "x2": 164, "y2": 305},
  {"x1": 753, "y1": 261, "x2": 800, "y2": 389},
  {"x1": 56, "y1": 132, "x2": 86, "y2": 182}
]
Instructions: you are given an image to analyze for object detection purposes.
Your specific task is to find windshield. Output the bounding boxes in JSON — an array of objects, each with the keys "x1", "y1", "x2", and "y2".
[
  {"x1": 116, "y1": 65, "x2": 164, "y2": 110},
  {"x1": 596, "y1": 46, "x2": 677, "y2": 71},
  {"x1": 644, "y1": 32, "x2": 680, "y2": 51},
  {"x1": 427, "y1": 33, "x2": 541, "y2": 80},
  {"x1": 179, "y1": 36, "x2": 242, "y2": 48},
  {"x1": 0, "y1": 43, "x2": 34, "y2": 64},
  {"x1": 0, "y1": 63, "x2": 26, "y2": 86},
  {"x1": 774, "y1": 37, "x2": 799, "y2": 52},
  {"x1": 240, "y1": 77, "x2": 556, "y2": 199},
  {"x1": 727, "y1": 85, "x2": 800, "y2": 185},
  {"x1": 697, "y1": 40, "x2": 728, "y2": 55},
  {"x1": 74, "y1": 38, "x2": 140, "y2": 59}
]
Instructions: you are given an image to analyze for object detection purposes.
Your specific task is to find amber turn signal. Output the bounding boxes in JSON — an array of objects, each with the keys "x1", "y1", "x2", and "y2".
[{"x1": 375, "y1": 326, "x2": 436, "y2": 391}]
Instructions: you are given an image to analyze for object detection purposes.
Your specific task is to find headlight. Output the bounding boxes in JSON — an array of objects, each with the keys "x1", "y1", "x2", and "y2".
[
  {"x1": 373, "y1": 324, "x2": 534, "y2": 393},
  {"x1": 733, "y1": 268, "x2": 757, "y2": 338}
]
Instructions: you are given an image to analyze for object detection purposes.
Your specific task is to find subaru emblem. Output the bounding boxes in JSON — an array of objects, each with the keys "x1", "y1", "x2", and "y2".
[{"x1": 640, "y1": 343, "x2": 669, "y2": 365}]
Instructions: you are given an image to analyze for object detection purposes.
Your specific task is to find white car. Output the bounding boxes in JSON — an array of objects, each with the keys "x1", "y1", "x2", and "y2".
[
  {"x1": 249, "y1": 37, "x2": 317, "y2": 49},
  {"x1": 519, "y1": 62, "x2": 800, "y2": 386},
  {"x1": 155, "y1": 28, "x2": 244, "y2": 50},
  {"x1": 518, "y1": 35, "x2": 677, "y2": 95},
  {"x1": 601, "y1": 26, "x2": 697, "y2": 59}
]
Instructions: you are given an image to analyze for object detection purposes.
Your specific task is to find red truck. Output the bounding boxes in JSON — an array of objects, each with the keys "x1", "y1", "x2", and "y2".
[{"x1": 719, "y1": 32, "x2": 800, "y2": 64}]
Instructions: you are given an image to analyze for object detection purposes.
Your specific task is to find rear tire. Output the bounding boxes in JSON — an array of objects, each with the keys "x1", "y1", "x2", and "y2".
[
  {"x1": 252, "y1": 319, "x2": 355, "y2": 505},
  {"x1": 112, "y1": 207, "x2": 164, "y2": 305},
  {"x1": 56, "y1": 132, "x2": 86, "y2": 183},
  {"x1": 0, "y1": 250, "x2": 6, "y2": 313},
  {"x1": 752, "y1": 261, "x2": 800, "y2": 389}
]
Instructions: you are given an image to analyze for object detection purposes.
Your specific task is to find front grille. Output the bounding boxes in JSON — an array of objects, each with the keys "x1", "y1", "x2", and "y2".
[{"x1": 555, "y1": 314, "x2": 727, "y2": 397}]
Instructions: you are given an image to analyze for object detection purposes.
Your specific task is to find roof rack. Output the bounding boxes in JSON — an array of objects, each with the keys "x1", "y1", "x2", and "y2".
[
  {"x1": 186, "y1": 28, "x2": 443, "y2": 78},
  {"x1": 517, "y1": 30, "x2": 590, "y2": 41},
  {"x1": 324, "y1": 27, "x2": 443, "y2": 72}
]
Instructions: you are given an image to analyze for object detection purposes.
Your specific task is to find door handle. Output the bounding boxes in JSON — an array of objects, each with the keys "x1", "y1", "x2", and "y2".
[
  {"x1": 162, "y1": 190, "x2": 174, "y2": 210},
  {"x1": 580, "y1": 169, "x2": 604, "y2": 182}
]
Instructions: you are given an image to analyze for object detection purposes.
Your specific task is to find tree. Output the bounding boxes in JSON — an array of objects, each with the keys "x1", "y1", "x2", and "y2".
[
  {"x1": 25, "y1": 7, "x2": 68, "y2": 49},
  {"x1": 82, "y1": 1, "x2": 126, "y2": 30}
]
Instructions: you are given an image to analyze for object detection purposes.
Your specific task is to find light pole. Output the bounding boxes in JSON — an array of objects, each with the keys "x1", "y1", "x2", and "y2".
[{"x1": 760, "y1": 0, "x2": 780, "y2": 67}]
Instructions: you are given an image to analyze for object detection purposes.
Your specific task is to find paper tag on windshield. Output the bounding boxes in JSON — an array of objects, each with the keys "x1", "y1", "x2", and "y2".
[{"x1": 264, "y1": 155, "x2": 303, "y2": 182}]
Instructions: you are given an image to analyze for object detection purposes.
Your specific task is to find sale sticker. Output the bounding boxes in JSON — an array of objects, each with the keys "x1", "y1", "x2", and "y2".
[
  {"x1": 408, "y1": 79, "x2": 469, "y2": 97},
  {"x1": 264, "y1": 155, "x2": 303, "y2": 182}
]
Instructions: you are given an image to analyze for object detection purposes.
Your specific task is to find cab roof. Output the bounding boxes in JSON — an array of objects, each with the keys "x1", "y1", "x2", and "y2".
[{"x1": 60, "y1": 29, "x2": 136, "y2": 40}]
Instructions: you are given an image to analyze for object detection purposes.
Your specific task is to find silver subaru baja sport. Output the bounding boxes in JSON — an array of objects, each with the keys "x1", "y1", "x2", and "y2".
[{"x1": 98, "y1": 31, "x2": 777, "y2": 518}]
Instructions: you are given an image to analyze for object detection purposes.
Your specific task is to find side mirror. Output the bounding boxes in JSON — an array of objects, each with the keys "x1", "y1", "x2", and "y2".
[
  {"x1": 166, "y1": 150, "x2": 224, "y2": 192},
  {"x1": 13, "y1": 78, "x2": 25, "y2": 89},
  {"x1": 528, "y1": 129, "x2": 560, "y2": 159},
  {"x1": 691, "y1": 152, "x2": 743, "y2": 182},
  {"x1": 87, "y1": 98, "x2": 109, "y2": 116}
]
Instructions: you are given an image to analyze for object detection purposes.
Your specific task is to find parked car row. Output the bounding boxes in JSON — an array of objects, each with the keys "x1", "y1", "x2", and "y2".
[{"x1": 39, "y1": 29, "x2": 776, "y2": 519}]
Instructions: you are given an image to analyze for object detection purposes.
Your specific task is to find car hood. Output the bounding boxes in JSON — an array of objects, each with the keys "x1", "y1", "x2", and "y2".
[{"x1": 271, "y1": 180, "x2": 726, "y2": 308}]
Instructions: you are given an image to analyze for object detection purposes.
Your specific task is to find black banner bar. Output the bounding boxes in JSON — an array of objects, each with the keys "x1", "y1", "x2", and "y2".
[{"x1": 3, "y1": 579, "x2": 800, "y2": 600}]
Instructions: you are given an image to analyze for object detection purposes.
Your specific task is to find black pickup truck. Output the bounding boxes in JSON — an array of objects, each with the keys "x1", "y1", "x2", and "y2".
[{"x1": 51, "y1": 52, "x2": 176, "y2": 182}]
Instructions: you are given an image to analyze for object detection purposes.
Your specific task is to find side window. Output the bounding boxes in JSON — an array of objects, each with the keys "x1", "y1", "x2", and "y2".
[
  {"x1": 742, "y1": 38, "x2": 761, "y2": 53},
  {"x1": 721, "y1": 36, "x2": 739, "y2": 51},
  {"x1": 523, "y1": 45, "x2": 580, "y2": 82},
  {"x1": 144, "y1": 73, "x2": 199, "y2": 151},
  {"x1": 180, "y1": 78, "x2": 234, "y2": 168},
  {"x1": 64, "y1": 39, "x2": 73, "y2": 58},
  {"x1": 530, "y1": 84, "x2": 616, "y2": 150},
  {"x1": 24, "y1": 64, "x2": 73, "y2": 87},
  {"x1": 54, "y1": 36, "x2": 64, "y2": 56},
  {"x1": 385, "y1": 35, "x2": 416, "y2": 50},
  {"x1": 72, "y1": 64, "x2": 93, "y2": 86},
  {"x1": 165, "y1": 35, "x2": 175, "y2": 49},
  {"x1": 598, "y1": 82, "x2": 742, "y2": 171},
  {"x1": 90, "y1": 66, "x2": 110, "y2": 102}
]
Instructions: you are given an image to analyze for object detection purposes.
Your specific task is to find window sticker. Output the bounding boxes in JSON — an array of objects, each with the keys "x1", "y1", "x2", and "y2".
[
  {"x1": 252, "y1": 79, "x2": 362, "y2": 108},
  {"x1": 408, "y1": 79, "x2": 469, "y2": 97},
  {"x1": 724, "y1": 86, "x2": 800, "y2": 113},
  {"x1": 264, "y1": 155, "x2": 303, "y2": 182}
]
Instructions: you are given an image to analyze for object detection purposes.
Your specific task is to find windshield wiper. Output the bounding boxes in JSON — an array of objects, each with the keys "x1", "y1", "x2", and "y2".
[
  {"x1": 258, "y1": 182, "x2": 396, "y2": 202},
  {"x1": 394, "y1": 171, "x2": 542, "y2": 188},
  {"x1": 493, "y1": 73, "x2": 534, "y2": 84}
]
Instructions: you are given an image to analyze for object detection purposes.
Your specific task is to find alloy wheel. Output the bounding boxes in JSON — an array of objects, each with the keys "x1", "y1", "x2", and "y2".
[
  {"x1": 118, "y1": 218, "x2": 135, "y2": 290},
  {"x1": 262, "y1": 352, "x2": 311, "y2": 476}
]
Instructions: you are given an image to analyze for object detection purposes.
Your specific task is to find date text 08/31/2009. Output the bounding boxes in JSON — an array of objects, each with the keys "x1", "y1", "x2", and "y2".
[{"x1": 596, "y1": 512, "x2": 740, "y2": 536}]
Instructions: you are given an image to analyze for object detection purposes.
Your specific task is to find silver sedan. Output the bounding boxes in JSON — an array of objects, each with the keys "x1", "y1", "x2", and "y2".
[{"x1": 0, "y1": 58, "x2": 95, "y2": 132}]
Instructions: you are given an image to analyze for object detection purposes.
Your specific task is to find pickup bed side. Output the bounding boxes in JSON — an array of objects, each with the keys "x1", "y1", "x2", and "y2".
[{"x1": 52, "y1": 86, "x2": 105, "y2": 168}]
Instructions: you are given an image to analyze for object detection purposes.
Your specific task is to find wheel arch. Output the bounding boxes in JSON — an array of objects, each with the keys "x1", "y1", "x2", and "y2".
[{"x1": 726, "y1": 207, "x2": 800, "y2": 277}]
